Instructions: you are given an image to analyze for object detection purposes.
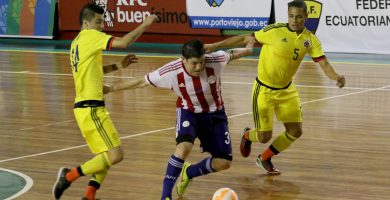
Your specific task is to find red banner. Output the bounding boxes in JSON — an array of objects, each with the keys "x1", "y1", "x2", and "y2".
[{"x1": 58, "y1": 0, "x2": 220, "y2": 35}]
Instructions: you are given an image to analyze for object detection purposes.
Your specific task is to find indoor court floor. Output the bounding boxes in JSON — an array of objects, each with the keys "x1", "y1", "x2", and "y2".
[{"x1": 0, "y1": 43, "x2": 389, "y2": 200}]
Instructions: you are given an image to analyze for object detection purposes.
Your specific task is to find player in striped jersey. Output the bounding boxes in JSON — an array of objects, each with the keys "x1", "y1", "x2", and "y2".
[
  {"x1": 204, "y1": 0, "x2": 346, "y2": 175},
  {"x1": 52, "y1": 3, "x2": 157, "y2": 200},
  {"x1": 105, "y1": 39, "x2": 254, "y2": 200}
]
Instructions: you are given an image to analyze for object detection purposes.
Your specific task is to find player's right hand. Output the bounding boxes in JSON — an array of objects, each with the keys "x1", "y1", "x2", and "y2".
[
  {"x1": 121, "y1": 53, "x2": 138, "y2": 69},
  {"x1": 145, "y1": 14, "x2": 158, "y2": 25}
]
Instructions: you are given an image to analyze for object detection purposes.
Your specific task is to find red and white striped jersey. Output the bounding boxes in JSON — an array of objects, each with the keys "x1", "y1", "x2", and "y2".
[{"x1": 145, "y1": 51, "x2": 231, "y2": 113}]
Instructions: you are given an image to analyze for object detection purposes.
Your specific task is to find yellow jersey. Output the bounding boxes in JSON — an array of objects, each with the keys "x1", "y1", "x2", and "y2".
[
  {"x1": 254, "y1": 23, "x2": 324, "y2": 88},
  {"x1": 70, "y1": 29, "x2": 113, "y2": 103}
]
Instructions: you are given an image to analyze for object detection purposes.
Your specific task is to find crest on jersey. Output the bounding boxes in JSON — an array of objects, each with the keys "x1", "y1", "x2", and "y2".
[
  {"x1": 206, "y1": 0, "x2": 224, "y2": 7},
  {"x1": 208, "y1": 75, "x2": 217, "y2": 84},
  {"x1": 303, "y1": 40, "x2": 311, "y2": 48},
  {"x1": 304, "y1": 0, "x2": 322, "y2": 34}
]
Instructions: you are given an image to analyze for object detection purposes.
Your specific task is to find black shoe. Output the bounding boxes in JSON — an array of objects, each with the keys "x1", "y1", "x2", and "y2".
[
  {"x1": 53, "y1": 167, "x2": 71, "y2": 199},
  {"x1": 240, "y1": 127, "x2": 252, "y2": 157}
]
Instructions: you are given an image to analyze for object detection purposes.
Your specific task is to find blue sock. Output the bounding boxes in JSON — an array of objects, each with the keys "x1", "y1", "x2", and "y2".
[
  {"x1": 161, "y1": 155, "x2": 184, "y2": 199},
  {"x1": 186, "y1": 157, "x2": 215, "y2": 179}
]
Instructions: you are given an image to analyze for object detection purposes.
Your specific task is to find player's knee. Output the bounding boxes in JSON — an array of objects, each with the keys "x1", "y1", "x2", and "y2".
[
  {"x1": 108, "y1": 148, "x2": 124, "y2": 165},
  {"x1": 259, "y1": 130, "x2": 272, "y2": 143},
  {"x1": 212, "y1": 158, "x2": 231, "y2": 171},
  {"x1": 174, "y1": 142, "x2": 193, "y2": 160},
  {"x1": 287, "y1": 127, "x2": 302, "y2": 139},
  {"x1": 110, "y1": 152, "x2": 124, "y2": 165}
]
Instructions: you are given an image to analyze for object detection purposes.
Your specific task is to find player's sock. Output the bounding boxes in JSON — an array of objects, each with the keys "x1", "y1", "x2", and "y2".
[
  {"x1": 84, "y1": 169, "x2": 107, "y2": 199},
  {"x1": 161, "y1": 155, "x2": 184, "y2": 199},
  {"x1": 248, "y1": 129, "x2": 260, "y2": 142},
  {"x1": 262, "y1": 131, "x2": 297, "y2": 160},
  {"x1": 186, "y1": 157, "x2": 215, "y2": 179},
  {"x1": 84, "y1": 180, "x2": 100, "y2": 200},
  {"x1": 65, "y1": 166, "x2": 84, "y2": 182},
  {"x1": 81, "y1": 152, "x2": 112, "y2": 175}
]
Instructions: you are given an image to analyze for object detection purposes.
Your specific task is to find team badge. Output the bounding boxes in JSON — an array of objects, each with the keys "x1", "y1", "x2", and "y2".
[
  {"x1": 182, "y1": 121, "x2": 190, "y2": 127},
  {"x1": 206, "y1": 0, "x2": 224, "y2": 7},
  {"x1": 304, "y1": 0, "x2": 323, "y2": 34},
  {"x1": 303, "y1": 40, "x2": 311, "y2": 48},
  {"x1": 208, "y1": 75, "x2": 217, "y2": 84}
]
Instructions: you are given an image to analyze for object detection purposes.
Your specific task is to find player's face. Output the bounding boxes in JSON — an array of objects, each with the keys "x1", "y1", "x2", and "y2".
[
  {"x1": 83, "y1": 13, "x2": 105, "y2": 31},
  {"x1": 183, "y1": 56, "x2": 205, "y2": 77},
  {"x1": 288, "y1": 7, "x2": 307, "y2": 33}
]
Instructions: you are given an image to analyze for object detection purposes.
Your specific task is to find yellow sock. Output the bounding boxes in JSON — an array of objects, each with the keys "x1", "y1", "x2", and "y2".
[
  {"x1": 271, "y1": 131, "x2": 297, "y2": 153},
  {"x1": 248, "y1": 129, "x2": 260, "y2": 142},
  {"x1": 81, "y1": 152, "x2": 112, "y2": 175}
]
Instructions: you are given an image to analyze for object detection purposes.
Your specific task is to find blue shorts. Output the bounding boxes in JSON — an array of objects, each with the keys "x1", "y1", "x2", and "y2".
[{"x1": 175, "y1": 108, "x2": 232, "y2": 161}]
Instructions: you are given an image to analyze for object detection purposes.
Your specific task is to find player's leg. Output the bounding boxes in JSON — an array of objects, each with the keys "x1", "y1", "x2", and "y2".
[
  {"x1": 161, "y1": 108, "x2": 196, "y2": 200},
  {"x1": 258, "y1": 85, "x2": 302, "y2": 175},
  {"x1": 241, "y1": 81, "x2": 274, "y2": 157},
  {"x1": 53, "y1": 107, "x2": 122, "y2": 199},
  {"x1": 177, "y1": 109, "x2": 232, "y2": 197}
]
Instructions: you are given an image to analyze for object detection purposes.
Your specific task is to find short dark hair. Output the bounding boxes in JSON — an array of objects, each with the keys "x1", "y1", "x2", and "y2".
[
  {"x1": 79, "y1": 3, "x2": 104, "y2": 25},
  {"x1": 288, "y1": 0, "x2": 307, "y2": 13},
  {"x1": 182, "y1": 39, "x2": 205, "y2": 59}
]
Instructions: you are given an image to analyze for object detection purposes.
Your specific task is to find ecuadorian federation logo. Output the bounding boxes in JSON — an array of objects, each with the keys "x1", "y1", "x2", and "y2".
[
  {"x1": 304, "y1": 0, "x2": 322, "y2": 34},
  {"x1": 206, "y1": 0, "x2": 224, "y2": 7}
]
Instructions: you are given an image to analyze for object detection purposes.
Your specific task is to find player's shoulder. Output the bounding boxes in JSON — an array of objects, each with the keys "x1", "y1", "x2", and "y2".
[
  {"x1": 262, "y1": 23, "x2": 288, "y2": 32},
  {"x1": 158, "y1": 58, "x2": 183, "y2": 76}
]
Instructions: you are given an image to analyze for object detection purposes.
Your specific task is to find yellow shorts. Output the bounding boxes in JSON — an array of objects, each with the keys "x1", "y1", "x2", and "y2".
[
  {"x1": 74, "y1": 106, "x2": 121, "y2": 154},
  {"x1": 251, "y1": 80, "x2": 302, "y2": 131}
]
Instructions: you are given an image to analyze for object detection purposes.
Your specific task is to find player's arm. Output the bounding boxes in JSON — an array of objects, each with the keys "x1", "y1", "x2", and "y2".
[
  {"x1": 111, "y1": 15, "x2": 157, "y2": 48},
  {"x1": 103, "y1": 53, "x2": 138, "y2": 74},
  {"x1": 228, "y1": 37, "x2": 255, "y2": 61},
  {"x1": 103, "y1": 77, "x2": 149, "y2": 94},
  {"x1": 204, "y1": 34, "x2": 255, "y2": 53},
  {"x1": 318, "y1": 58, "x2": 345, "y2": 88}
]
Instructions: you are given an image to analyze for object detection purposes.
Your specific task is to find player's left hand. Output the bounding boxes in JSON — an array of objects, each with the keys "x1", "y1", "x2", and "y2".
[
  {"x1": 103, "y1": 84, "x2": 113, "y2": 94},
  {"x1": 336, "y1": 74, "x2": 345, "y2": 88},
  {"x1": 120, "y1": 53, "x2": 138, "y2": 69}
]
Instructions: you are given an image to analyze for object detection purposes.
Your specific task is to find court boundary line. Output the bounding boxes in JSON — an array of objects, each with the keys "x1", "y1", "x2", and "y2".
[
  {"x1": 1, "y1": 84, "x2": 390, "y2": 163},
  {"x1": 0, "y1": 168, "x2": 33, "y2": 200}
]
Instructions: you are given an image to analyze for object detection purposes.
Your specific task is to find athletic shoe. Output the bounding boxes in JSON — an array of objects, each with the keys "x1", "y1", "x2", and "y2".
[
  {"x1": 53, "y1": 167, "x2": 71, "y2": 199},
  {"x1": 256, "y1": 155, "x2": 281, "y2": 175},
  {"x1": 81, "y1": 198, "x2": 100, "y2": 200},
  {"x1": 176, "y1": 162, "x2": 192, "y2": 197},
  {"x1": 240, "y1": 127, "x2": 252, "y2": 157}
]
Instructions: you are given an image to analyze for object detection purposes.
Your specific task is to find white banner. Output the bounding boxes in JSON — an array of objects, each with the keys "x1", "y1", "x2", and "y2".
[
  {"x1": 275, "y1": 0, "x2": 390, "y2": 54},
  {"x1": 186, "y1": 0, "x2": 272, "y2": 30}
]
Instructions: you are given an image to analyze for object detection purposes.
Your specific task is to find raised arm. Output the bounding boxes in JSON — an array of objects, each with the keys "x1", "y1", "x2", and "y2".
[
  {"x1": 318, "y1": 58, "x2": 345, "y2": 88},
  {"x1": 103, "y1": 53, "x2": 138, "y2": 74},
  {"x1": 111, "y1": 15, "x2": 157, "y2": 48},
  {"x1": 204, "y1": 34, "x2": 254, "y2": 53}
]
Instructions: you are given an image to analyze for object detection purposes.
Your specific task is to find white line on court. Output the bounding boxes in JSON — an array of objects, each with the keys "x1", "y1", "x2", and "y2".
[
  {"x1": 1, "y1": 84, "x2": 390, "y2": 163},
  {"x1": 0, "y1": 168, "x2": 33, "y2": 200},
  {"x1": 0, "y1": 70, "x2": 389, "y2": 91}
]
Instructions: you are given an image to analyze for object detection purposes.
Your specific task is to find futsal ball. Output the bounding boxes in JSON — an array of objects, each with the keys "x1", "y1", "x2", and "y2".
[{"x1": 212, "y1": 187, "x2": 238, "y2": 200}]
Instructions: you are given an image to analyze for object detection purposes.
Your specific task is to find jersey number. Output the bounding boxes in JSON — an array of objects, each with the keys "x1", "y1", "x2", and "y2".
[
  {"x1": 224, "y1": 131, "x2": 231, "y2": 144},
  {"x1": 71, "y1": 45, "x2": 80, "y2": 72},
  {"x1": 293, "y1": 48, "x2": 299, "y2": 60}
]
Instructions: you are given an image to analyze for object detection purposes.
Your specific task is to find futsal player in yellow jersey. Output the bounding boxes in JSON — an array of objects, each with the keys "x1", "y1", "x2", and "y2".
[
  {"x1": 52, "y1": 4, "x2": 157, "y2": 200},
  {"x1": 205, "y1": 0, "x2": 345, "y2": 175}
]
